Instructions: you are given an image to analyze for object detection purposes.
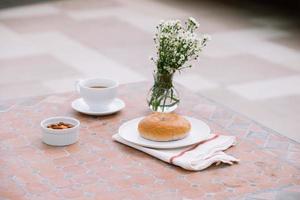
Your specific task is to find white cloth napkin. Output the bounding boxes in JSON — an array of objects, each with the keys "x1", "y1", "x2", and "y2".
[{"x1": 112, "y1": 134, "x2": 239, "y2": 171}]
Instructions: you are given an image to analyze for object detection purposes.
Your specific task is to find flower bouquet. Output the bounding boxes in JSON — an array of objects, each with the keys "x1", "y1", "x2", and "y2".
[{"x1": 147, "y1": 17, "x2": 210, "y2": 112}]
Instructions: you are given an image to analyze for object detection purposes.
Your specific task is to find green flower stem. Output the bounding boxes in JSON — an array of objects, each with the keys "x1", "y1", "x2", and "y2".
[{"x1": 148, "y1": 72, "x2": 179, "y2": 112}]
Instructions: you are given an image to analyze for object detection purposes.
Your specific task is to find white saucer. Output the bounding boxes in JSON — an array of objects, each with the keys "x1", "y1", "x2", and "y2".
[
  {"x1": 71, "y1": 98, "x2": 125, "y2": 116},
  {"x1": 118, "y1": 116, "x2": 211, "y2": 149}
]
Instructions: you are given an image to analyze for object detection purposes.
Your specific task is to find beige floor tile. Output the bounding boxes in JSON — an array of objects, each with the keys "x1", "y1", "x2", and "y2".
[
  {"x1": 0, "y1": 81, "x2": 53, "y2": 100},
  {"x1": 227, "y1": 75, "x2": 300, "y2": 100},
  {"x1": 23, "y1": 32, "x2": 146, "y2": 84},
  {"x1": 193, "y1": 54, "x2": 299, "y2": 84},
  {"x1": 54, "y1": 0, "x2": 121, "y2": 11},
  {"x1": 42, "y1": 78, "x2": 81, "y2": 94},
  {"x1": 201, "y1": 88, "x2": 300, "y2": 142},
  {"x1": 174, "y1": 74, "x2": 219, "y2": 91},
  {"x1": 203, "y1": 28, "x2": 288, "y2": 58},
  {"x1": 1, "y1": 14, "x2": 75, "y2": 34},
  {"x1": 0, "y1": 3, "x2": 59, "y2": 19},
  {"x1": 247, "y1": 41, "x2": 300, "y2": 72},
  {"x1": 63, "y1": 16, "x2": 152, "y2": 50},
  {"x1": 66, "y1": 0, "x2": 188, "y2": 33},
  {"x1": 0, "y1": 24, "x2": 43, "y2": 59},
  {"x1": 60, "y1": 16, "x2": 154, "y2": 75},
  {"x1": 0, "y1": 55, "x2": 80, "y2": 85}
]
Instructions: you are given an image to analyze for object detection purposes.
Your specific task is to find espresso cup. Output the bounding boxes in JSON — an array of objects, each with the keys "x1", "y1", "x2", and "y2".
[{"x1": 75, "y1": 78, "x2": 118, "y2": 109}]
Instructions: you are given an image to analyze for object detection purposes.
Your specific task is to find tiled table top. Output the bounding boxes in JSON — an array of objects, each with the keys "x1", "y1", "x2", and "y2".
[{"x1": 0, "y1": 82, "x2": 299, "y2": 200}]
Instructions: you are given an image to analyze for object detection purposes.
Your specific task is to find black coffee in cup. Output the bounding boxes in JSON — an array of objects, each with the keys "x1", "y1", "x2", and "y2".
[{"x1": 89, "y1": 86, "x2": 107, "y2": 89}]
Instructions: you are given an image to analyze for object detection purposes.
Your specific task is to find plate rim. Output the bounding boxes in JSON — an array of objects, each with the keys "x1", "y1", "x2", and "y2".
[
  {"x1": 71, "y1": 98, "x2": 125, "y2": 115},
  {"x1": 118, "y1": 116, "x2": 211, "y2": 149}
]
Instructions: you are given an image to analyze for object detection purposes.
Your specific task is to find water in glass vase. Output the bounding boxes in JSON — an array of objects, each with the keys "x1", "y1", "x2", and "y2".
[{"x1": 147, "y1": 73, "x2": 180, "y2": 113}]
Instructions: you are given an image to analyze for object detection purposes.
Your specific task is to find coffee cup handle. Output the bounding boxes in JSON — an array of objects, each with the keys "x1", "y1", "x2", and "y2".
[{"x1": 75, "y1": 79, "x2": 82, "y2": 93}]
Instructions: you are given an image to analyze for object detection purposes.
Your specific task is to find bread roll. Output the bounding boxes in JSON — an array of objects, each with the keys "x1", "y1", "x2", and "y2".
[{"x1": 138, "y1": 112, "x2": 191, "y2": 141}]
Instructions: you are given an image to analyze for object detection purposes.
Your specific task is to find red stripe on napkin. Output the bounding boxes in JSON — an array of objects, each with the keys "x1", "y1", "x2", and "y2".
[{"x1": 169, "y1": 134, "x2": 219, "y2": 164}]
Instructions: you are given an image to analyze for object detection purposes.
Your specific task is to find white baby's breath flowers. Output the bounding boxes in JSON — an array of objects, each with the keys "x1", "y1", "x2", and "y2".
[
  {"x1": 152, "y1": 17, "x2": 210, "y2": 74},
  {"x1": 188, "y1": 17, "x2": 199, "y2": 28}
]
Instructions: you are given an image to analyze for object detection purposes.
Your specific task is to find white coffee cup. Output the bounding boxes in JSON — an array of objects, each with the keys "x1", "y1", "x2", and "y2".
[{"x1": 76, "y1": 78, "x2": 118, "y2": 109}]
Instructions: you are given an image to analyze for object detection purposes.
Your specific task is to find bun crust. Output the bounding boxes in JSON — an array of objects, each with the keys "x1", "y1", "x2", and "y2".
[{"x1": 138, "y1": 112, "x2": 191, "y2": 141}]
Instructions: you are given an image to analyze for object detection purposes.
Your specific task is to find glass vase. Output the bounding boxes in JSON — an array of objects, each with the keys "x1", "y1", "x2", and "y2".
[{"x1": 147, "y1": 73, "x2": 180, "y2": 112}]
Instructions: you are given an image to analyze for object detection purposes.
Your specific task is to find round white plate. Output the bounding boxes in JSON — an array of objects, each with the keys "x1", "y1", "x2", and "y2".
[
  {"x1": 118, "y1": 116, "x2": 211, "y2": 149},
  {"x1": 71, "y1": 98, "x2": 125, "y2": 116}
]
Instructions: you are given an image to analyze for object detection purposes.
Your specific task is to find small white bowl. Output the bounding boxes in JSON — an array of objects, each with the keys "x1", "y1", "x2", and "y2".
[{"x1": 40, "y1": 116, "x2": 80, "y2": 146}]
